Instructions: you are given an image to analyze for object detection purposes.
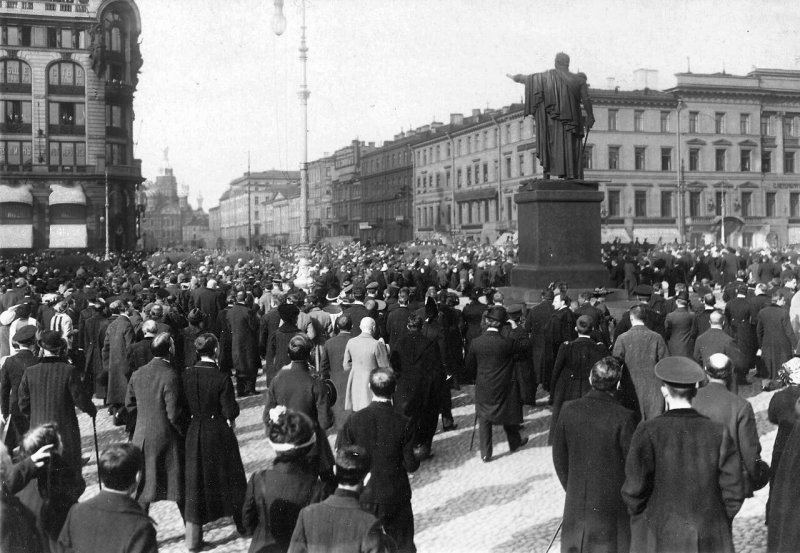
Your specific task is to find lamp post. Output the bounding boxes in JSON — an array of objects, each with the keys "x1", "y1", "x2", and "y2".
[
  {"x1": 272, "y1": 0, "x2": 309, "y2": 248},
  {"x1": 675, "y1": 102, "x2": 686, "y2": 243},
  {"x1": 104, "y1": 168, "x2": 110, "y2": 259}
]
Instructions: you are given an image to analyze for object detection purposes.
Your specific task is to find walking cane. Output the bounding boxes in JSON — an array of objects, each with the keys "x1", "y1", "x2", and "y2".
[
  {"x1": 92, "y1": 416, "x2": 102, "y2": 490},
  {"x1": 468, "y1": 411, "x2": 478, "y2": 451},
  {"x1": 544, "y1": 520, "x2": 562, "y2": 553}
]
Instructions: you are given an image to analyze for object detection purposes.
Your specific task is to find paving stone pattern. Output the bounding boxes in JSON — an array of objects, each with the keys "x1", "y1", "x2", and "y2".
[{"x1": 77, "y1": 377, "x2": 775, "y2": 552}]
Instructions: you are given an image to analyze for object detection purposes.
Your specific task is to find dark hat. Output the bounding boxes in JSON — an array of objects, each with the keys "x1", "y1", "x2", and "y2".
[
  {"x1": 12, "y1": 324, "x2": 37, "y2": 344},
  {"x1": 576, "y1": 315, "x2": 593, "y2": 333},
  {"x1": 542, "y1": 289, "x2": 555, "y2": 301},
  {"x1": 507, "y1": 304, "x2": 524, "y2": 316},
  {"x1": 736, "y1": 284, "x2": 748, "y2": 296},
  {"x1": 634, "y1": 284, "x2": 653, "y2": 297},
  {"x1": 278, "y1": 303, "x2": 300, "y2": 322},
  {"x1": 37, "y1": 329, "x2": 66, "y2": 353},
  {"x1": 187, "y1": 308, "x2": 204, "y2": 324},
  {"x1": 85, "y1": 289, "x2": 98, "y2": 301},
  {"x1": 676, "y1": 290, "x2": 690, "y2": 302},
  {"x1": 654, "y1": 356, "x2": 705, "y2": 387},
  {"x1": 485, "y1": 305, "x2": 508, "y2": 323},
  {"x1": 365, "y1": 281, "x2": 379, "y2": 290},
  {"x1": 325, "y1": 288, "x2": 340, "y2": 302},
  {"x1": 352, "y1": 282, "x2": 366, "y2": 296}
]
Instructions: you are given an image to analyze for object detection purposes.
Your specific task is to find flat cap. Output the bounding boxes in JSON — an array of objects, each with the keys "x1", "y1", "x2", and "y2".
[
  {"x1": 12, "y1": 324, "x2": 37, "y2": 344},
  {"x1": 634, "y1": 284, "x2": 653, "y2": 297},
  {"x1": 655, "y1": 356, "x2": 705, "y2": 387}
]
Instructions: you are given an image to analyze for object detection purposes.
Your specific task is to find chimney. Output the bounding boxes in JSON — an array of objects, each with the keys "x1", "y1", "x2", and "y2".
[
  {"x1": 394, "y1": 132, "x2": 405, "y2": 140},
  {"x1": 633, "y1": 69, "x2": 658, "y2": 90},
  {"x1": 431, "y1": 121, "x2": 443, "y2": 130},
  {"x1": 369, "y1": 142, "x2": 375, "y2": 148},
  {"x1": 606, "y1": 77, "x2": 616, "y2": 89},
  {"x1": 472, "y1": 109, "x2": 481, "y2": 117},
  {"x1": 450, "y1": 113, "x2": 464, "y2": 125},
  {"x1": 417, "y1": 124, "x2": 431, "y2": 133}
]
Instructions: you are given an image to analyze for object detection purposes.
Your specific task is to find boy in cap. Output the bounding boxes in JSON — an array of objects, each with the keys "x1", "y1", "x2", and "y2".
[
  {"x1": 622, "y1": 356, "x2": 744, "y2": 552},
  {"x1": 0, "y1": 325, "x2": 38, "y2": 450}
]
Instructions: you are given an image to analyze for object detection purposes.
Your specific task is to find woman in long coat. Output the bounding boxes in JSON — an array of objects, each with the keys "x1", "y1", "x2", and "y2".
[
  {"x1": 83, "y1": 303, "x2": 110, "y2": 399},
  {"x1": 768, "y1": 403, "x2": 800, "y2": 552},
  {"x1": 765, "y1": 364, "x2": 800, "y2": 524},
  {"x1": 183, "y1": 334, "x2": 247, "y2": 550}
]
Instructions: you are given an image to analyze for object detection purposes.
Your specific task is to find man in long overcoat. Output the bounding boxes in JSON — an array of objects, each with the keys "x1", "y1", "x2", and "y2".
[
  {"x1": 265, "y1": 303, "x2": 304, "y2": 386},
  {"x1": 18, "y1": 329, "x2": 97, "y2": 481},
  {"x1": 724, "y1": 284, "x2": 758, "y2": 380},
  {"x1": 757, "y1": 291, "x2": 797, "y2": 387},
  {"x1": 125, "y1": 333, "x2": 186, "y2": 512},
  {"x1": 552, "y1": 357, "x2": 637, "y2": 553},
  {"x1": 103, "y1": 300, "x2": 135, "y2": 411},
  {"x1": 0, "y1": 325, "x2": 38, "y2": 451},
  {"x1": 525, "y1": 289, "x2": 554, "y2": 391},
  {"x1": 664, "y1": 293, "x2": 697, "y2": 358},
  {"x1": 622, "y1": 357, "x2": 744, "y2": 553},
  {"x1": 548, "y1": 315, "x2": 608, "y2": 444},
  {"x1": 228, "y1": 291, "x2": 260, "y2": 396},
  {"x1": 465, "y1": 306, "x2": 527, "y2": 462},
  {"x1": 391, "y1": 313, "x2": 442, "y2": 460},
  {"x1": 612, "y1": 306, "x2": 668, "y2": 420},
  {"x1": 83, "y1": 299, "x2": 110, "y2": 398},
  {"x1": 190, "y1": 279, "x2": 225, "y2": 336},
  {"x1": 693, "y1": 311, "x2": 747, "y2": 394},
  {"x1": 321, "y1": 314, "x2": 353, "y2": 432},
  {"x1": 546, "y1": 292, "x2": 577, "y2": 392}
]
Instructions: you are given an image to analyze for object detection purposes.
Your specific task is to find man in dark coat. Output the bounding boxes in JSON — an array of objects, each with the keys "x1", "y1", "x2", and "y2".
[
  {"x1": 0, "y1": 325, "x2": 38, "y2": 451},
  {"x1": 545, "y1": 292, "x2": 578, "y2": 393},
  {"x1": 321, "y1": 314, "x2": 353, "y2": 433},
  {"x1": 612, "y1": 305, "x2": 668, "y2": 420},
  {"x1": 265, "y1": 303, "x2": 304, "y2": 385},
  {"x1": 337, "y1": 367, "x2": 420, "y2": 553},
  {"x1": 228, "y1": 290, "x2": 260, "y2": 396},
  {"x1": 504, "y1": 304, "x2": 536, "y2": 406},
  {"x1": 390, "y1": 313, "x2": 442, "y2": 460},
  {"x1": 693, "y1": 311, "x2": 747, "y2": 394},
  {"x1": 82, "y1": 297, "x2": 109, "y2": 396},
  {"x1": 58, "y1": 443, "x2": 158, "y2": 553},
  {"x1": 386, "y1": 287, "x2": 412, "y2": 349},
  {"x1": 664, "y1": 293, "x2": 697, "y2": 358},
  {"x1": 465, "y1": 306, "x2": 527, "y2": 462},
  {"x1": 460, "y1": 289, "x2": 488, "y2": 358},
  {"x1": 693, "y1": 353, "x2": 761, "y2": 499},
  {"x1": 190, "y1": 279, "x2": 225, "y2": 336},
  {"x1": 127, "y1": 320, "x2": 156, "y2": 379},
  {"x1": 767, "y1": 408, "x2": 800, "y2": 551},
  {"x1": 125, "y1": 333, "x2": 186, "y2": 512},
  {"x1": 103, "y1": 300, "x2": 135, "y2": 412},
  {"x1": 18, "y1": 329, "x2": 97, "y2": 481},
  {"x1": 525, "y1": 289, "x2": 555, "y2": 391},
  {"x1": 548, "y1": 315, "x2": 608, "y2": 444},
  {"x1": 264, "y1": 334, "x2": 335, "y2": 484},
  {"x1": 552, "y1": 357, "x2": 636, "y2": 553},
  {"x1": 724, "y1": 284, "x2": 758, "y2": 382},
  {"x1": 757, "y1": 290, "x2": 797, "y2": 388},
  {"x1": 622, "y1": 357, "x2": 744, "y2": 553}
]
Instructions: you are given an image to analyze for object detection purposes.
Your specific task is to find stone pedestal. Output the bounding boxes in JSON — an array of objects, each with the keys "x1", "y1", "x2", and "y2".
[{"x1": 511, "y1": 179, "x2": 607, "y2": 290}]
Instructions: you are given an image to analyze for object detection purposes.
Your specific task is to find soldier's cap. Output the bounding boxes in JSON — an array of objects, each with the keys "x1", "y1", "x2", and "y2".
[
  {"x1": 12, "y1": 324, "x2": 37, "y2": 344},
  {"x1": 655, "y1": 356, "x2": 706, "y2": 387},
  {"x1": 485, "y1": 305, "x2": 508, "y2": 323},
  {"x1": 576, "y1": 315, "x2": 593, "y2": 333},
  {"x1": 365, "y1": 281, "x2": 379, "y2": 290},
  {"x1": 634, "y1": 284, "x2": 652, "y2": 297},
  {"x1": 507, "y1": 304, "x2": 524, "y2": 316},
  {"x1": 737, "y1": 284, "x2": 748, "y2": 296}
]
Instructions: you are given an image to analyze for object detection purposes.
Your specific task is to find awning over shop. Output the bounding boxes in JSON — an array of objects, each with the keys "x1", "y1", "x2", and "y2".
[
  {"x1": 49, "y1": 184, "x2": 86, "y2": 206},
  {"x1": 455, "y1": 187, "x2": 498, "y2": 203},
  {"x1": 0, "y1": 185, "x2": 33, "y2": 205}
]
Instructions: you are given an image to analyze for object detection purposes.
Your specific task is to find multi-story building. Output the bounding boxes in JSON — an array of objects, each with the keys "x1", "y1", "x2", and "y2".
[
  {"x1": 331, "y1": 139, "x2": 374, "y2": 238},
  {"x1": 360, "y1": 127, "x2": 437, "y2": 244},
  {"x1": 216, "y1": 169, "x2": 299, "y2": 249},
  {"x1": 0, "y1": 0, "x2": 143, "y2": 251},
  {"x1": 208, "y1": 204, "x2": 220, "y2": 247},
  {"x1": 307, "y1": 154, "x2": 334, "y2": 241},
  {"x1": 262, "y1": 186, "x2": 300, "y2": 247},
  {"x1": 413, "y1": 106, "x2": 537, "y2": 242}
]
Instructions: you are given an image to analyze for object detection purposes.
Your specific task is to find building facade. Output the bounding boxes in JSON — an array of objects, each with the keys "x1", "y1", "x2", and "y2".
[
  {"x1": 216, "y1": 169, "x2": 299, "y2": 249},
  {"x1": 307, "y1": 154, "x2": 334, "y2": 241},
  {"x1": 0, "y1": 0, "x2": 144, "y2": 251},
  {"x1": 331, "y1": 139, "x2": 374, "y2": 238},
  {"x1": 262, "y1": 186, "x2": 300, "y2": 247},
  {"x1": 360, "y1": 128, "x2": 434, "y2": 244}
]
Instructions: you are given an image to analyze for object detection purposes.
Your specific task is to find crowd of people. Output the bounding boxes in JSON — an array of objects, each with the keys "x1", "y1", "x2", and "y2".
[{"x1": 1, "y1": 238, "x2": 800, "y2": 552}]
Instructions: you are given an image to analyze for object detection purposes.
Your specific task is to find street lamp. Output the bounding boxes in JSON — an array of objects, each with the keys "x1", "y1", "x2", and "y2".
[{"x1": 272, "y1": 0, "x2": 310, "y2": 248}]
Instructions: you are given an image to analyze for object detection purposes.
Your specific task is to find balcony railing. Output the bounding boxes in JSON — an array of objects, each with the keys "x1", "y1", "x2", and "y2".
[
  {"x1": 48, "y1": 124, "x2": 85, "y2": 136},
  {"x1": 0, "y1": 122, "x2": 32, "y2": 134}
]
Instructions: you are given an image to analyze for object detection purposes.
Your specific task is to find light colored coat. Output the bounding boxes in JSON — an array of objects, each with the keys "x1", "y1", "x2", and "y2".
[{"x1": 343, "y1": 333, "x2": 389, "y2": 411}]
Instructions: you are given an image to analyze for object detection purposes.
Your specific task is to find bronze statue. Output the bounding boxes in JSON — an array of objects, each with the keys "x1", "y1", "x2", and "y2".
[{"x1": 509, "y1": 53, "x2": 594, "y2": 180}]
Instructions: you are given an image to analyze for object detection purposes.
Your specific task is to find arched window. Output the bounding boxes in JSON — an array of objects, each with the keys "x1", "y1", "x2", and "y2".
[
  {"x1": 0, "y1": 59, "x2": 32, "y2": 89},
  {"x1": 47, "y1": 61, "x2": 85, "y2": 89}
]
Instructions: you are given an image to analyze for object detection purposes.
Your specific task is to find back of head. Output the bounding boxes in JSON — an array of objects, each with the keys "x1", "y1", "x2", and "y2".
[
  {"x1": 335, "y1": 445, "x2": 371, "y2": 486},
  {"x1": 194, "y1": 333, "x2": 218, "y2": 357},
  {"x1": 709, "y1": 310, "x2": 724, "y2": 327},
  {"x1": 369, "y1": 367, "x2": 396, "y2": 398},
  {"x1": 141, "y1": 319, "x2": 158, "y2": 336},
  {"x1": 288, "y1": 334, "x2": 312, "y2": 361},
  {"x1": 22, "y1": 422, "x2": 62, "y2": 458},
  {"x1": 704, "y1": 293, "x2": 716, "y2": 307},
  {"x1": 589, "y1": 357, "x2": 622, "y2": 392},
  {"x1": 629, "y1": 305, "x2": 645, "y2": 323},
  {"x1": 99, "y1": 443, "x2": 143, "y2": 491},
  {"x1": 337, "y1": 314, "x2": 352, "y2": 332},
  {"x1": 705, "y1": 353, "x2": 732, "y2": 380},
  {"x1": 150, "y1": 332, "x2": 173, "y2": 358},
  {"x1": 265, "y1": 407, "x2": 315, "y2": 455},
  {"x1": 360, "y1": 316, "x2": 376, "y2": 335}
]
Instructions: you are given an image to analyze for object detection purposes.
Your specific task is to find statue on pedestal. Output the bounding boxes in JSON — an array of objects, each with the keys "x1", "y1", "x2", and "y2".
[{"x1": 509, "y1": 53, "x2": 595, "y2": 180}]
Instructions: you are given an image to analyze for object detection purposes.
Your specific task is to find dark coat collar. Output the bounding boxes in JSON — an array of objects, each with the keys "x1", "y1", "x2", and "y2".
[
  {"x1": 585, "y1": 389, "x2": 618, "y2": 403},
  {"x1": 88, "y1": 490, "x2": 153, "y2": 519}
]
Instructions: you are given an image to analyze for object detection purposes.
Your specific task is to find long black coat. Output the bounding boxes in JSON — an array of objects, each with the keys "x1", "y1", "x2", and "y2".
[
  {"x1": 126, "y1": 357, "x2": 185, "y2": 505},
  {"x1": 102, "y1": 314, "x2": 134, "y2": 405},
  {"x1": 504, "y1": 325, "x2": 536, "y2": 406},
  {"x1": 766, "y1": 385, "x2": 800, "y2": 524},
  {"x1": 465, "y1": 330, "x2": 522, "y2": 426},
  {"x1": 265, "y1": 324, "x2": 303, "y2": 385},
  {"x1": 83, "y1": 312, "x2": 110, "y2": 398},
  {"x1": 546, "y1": 307, "x2": 577, "y2": 391},
  {"x1": 757, "y1": 304, "x2": 796, "y2": 380},
  {"x1": 183, "y1": 360, "x2": 246, "y2": 525},
  {"x1": 549, "y1": 337, "x2": 607, "y2": 443},
  {"x1": 321, "y1": 330, "x2": 352, "y2": 432},
  {"x1": 768, "y1": 421, "x2": 800, "y2": 551},
  {"x1": 552, "y1": 391, "x2": 636, "y2": 553},
  {"x1": 526, "y1": 300, "x2": 554, "y2": 386},
  {"x1": 724, "y1": 296, "x2": 758, "y2": 367},
  {"x1": 191, "y1": 287, "x2": 225, "y2": 336},
  {"x1": 228, "y1": 303, "x2": 260, "y2": 380},
  {"x1": 622, "y1": 409, "x2": 744, "y2": 553},
  {"x1": 0, "y1": 349, "x2": 37, "y2": 450},
  {"x1": 18, "y1": 357, "x2": 97, "y2": 478}
]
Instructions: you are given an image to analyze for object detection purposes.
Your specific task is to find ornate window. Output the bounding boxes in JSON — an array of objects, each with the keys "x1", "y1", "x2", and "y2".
[{"x1": 47, "y1": 61, "x2": 85, "y2": 94}]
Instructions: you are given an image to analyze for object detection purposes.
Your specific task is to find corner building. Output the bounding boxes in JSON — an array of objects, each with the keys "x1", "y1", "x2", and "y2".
[{"x1": 0, "y1": 0, "x2": 143, "y2": 251}]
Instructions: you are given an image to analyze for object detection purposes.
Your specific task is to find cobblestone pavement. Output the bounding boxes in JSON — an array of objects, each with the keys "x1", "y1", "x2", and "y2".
[{"x1": 76, "y1": 375, "x2": 776, "y2": 553}]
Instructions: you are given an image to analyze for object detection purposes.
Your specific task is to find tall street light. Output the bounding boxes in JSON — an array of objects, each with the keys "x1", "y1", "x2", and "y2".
[{"x1": 272, "y1": 0, "x2": 309, "y2": 247}]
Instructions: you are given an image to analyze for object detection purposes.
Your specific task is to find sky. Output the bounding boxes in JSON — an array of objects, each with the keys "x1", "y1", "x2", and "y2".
[{"x1": 132, "y1": 0, "x2": 800, "y2": 208}]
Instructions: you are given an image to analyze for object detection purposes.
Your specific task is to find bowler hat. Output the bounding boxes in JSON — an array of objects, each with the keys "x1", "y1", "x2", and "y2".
[
  {"x1": 37, "y1": 329, "x2": 66, "y2": 353},
  {"x1": 654, "y1": 356, "x2": 705, "y2": 387},
  {"x1": 485, "y1": 305, "x2": 508, "y2": 323}
]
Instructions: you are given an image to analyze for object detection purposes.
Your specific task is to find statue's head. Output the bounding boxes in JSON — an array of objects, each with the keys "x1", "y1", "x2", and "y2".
[{"x1": 555, "y1": 52, "x2": 570, "y2": 69}]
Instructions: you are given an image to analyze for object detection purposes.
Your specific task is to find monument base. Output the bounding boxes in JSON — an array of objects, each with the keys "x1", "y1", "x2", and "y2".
[{"x1": 511, "y1": 178, "x2": 607, "y2": 291}]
